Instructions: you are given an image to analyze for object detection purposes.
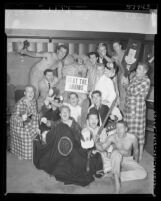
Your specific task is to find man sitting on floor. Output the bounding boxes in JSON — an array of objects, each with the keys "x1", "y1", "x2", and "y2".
[
  {"x1": 81, "y1": 110, "x2": 112, "y2": 175},
  {"x1": 33, "y1": 105, "x2": 102, "y2": 186},
  {"x1": 95, "y1": 120, "x2": 147, "y2": 194}
]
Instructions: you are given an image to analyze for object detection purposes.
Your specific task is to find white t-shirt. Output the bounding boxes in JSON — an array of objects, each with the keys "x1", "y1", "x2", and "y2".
[{"x1": 64, "y1": 103, "x2": 82, "y2": 122}]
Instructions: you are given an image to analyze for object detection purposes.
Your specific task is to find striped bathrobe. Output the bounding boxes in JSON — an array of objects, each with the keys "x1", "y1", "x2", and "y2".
[
  {"x1": 124, "y1": 75, "x2": 150, "y2": 145},
  {"x1": 10, "y1": 97, "x2": 39, "y2": 159}
]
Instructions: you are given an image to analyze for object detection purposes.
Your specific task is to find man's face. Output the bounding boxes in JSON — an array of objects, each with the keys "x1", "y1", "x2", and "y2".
[
  {"x1": 136, "y1": 64, "x2": 146, "y2": 78},
  {"x1": 92, "y1": 93, "x2": 102, "y2": 107},
  {"x1": 116, "y1": 123, "x2": 126, "y2": 138},
  {"x1": 69, "y1": 94, "x2": 79, "y2": 106},
  {"x1": 24, "y1": 87, "x2": 34, "y2": 101},
  {"x1": 57, "y1": 47, "x2": 67, "y2": 60},
  {"x1": 113, "y1": 42, "x2": 121, "y2": 53},
  {"x1": 60, "y1": 107, "x2": 70, "y2": 122},
  {"x1": 98, "y1": 45, "x2": 106, "y2": 57},
  {"x1": 45, "y1": 72, "x2": 54, "y2": 82},
  {"x1": 89, "y1": 54, "x2": 97, "y2": 65},
  {"x1": 88, "y1": 114, "x2": 99, "y2": 129}
]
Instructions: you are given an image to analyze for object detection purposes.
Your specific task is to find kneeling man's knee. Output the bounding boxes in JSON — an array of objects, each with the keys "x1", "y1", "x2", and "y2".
[{"x1": 111, "y1": 150, "x2": 122, "y2": 161}]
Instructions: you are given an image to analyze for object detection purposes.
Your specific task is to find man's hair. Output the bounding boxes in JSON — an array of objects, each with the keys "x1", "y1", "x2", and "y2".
[
  {"x1": 116, "y1": 120, "x2": 127, "y2": 127},
  {"x1": 87, "y1": 52, "x2": 99, "y2": 58},
  {"x1": 44, "y1": 69, "x2": 53, "y2": 76},
  {"x1": 59, "y1": 105, "x2": 71, "y2": 113},
  {"x1": 86, "y1": 109, "x2": 99, "y2": 120},
  {"x1": 113, "y1": 40, "x2": 121, "y2": 46},
  {"x1": 91, "y1": 90, "x2": 102, "y2": 98},
  {"x1": 97, "y1": 42, "x2": 107, "y2": 50},
  {"x1": 68, "y1": 92, "x2": 79, "y2": 99},
  {"x1": 56, "y1": 44, "x2": 69, "y2": 59},
  {"x1": 112, "y1": 40, "x2": 126, "y2": 50},
  {"x1": 138, "y1": 62, "x2": 149, "y2": 73},
  {"x1": 24, "y1": 84, "x2": 36, "y2": 94}
]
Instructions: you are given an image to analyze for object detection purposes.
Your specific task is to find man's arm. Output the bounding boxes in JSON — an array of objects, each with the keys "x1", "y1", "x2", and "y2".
[
  {"x1": 132, "y1": 135, "x2": 139, "y2": 162},
  {"x1": 38, "y1": 80, "x2": 46, "y2": 100},
  {"x1": 95, "y1": 134, "x2": 114, "y2": 152},
  {"x1": 20, "y1": 49, "x2": 49, "y2": 59},
  {"x1": 57, "y1": 62, "x2": 63, "y2": 79}
]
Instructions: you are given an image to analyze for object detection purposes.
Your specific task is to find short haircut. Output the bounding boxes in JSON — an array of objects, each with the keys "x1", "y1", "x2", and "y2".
[
  {"x1": 68, "y1": 92, "x2": 79, "y2": 99},
  {"x1": 112, "y1": 40, "x2": 127, "y2": 51},
  {"x1": 113, "y1": 40, "x2": 121, "y2": 45},
  {"x1": 59, "y1": 105, "x2": 71, "y2": 113},
  {"x1": 97, "y1": 42, "x2": 107, "y2": 50},
  {"x1": 87, "y1": 52, "x2": 99, "y2": 58},
  {"x1": 91, "y1": 90, "x2": 102, "y2": 98},
  {"x1": 138, "y1": 62, "x2": 149, "y2": 73},
  {"x1": 116, "y1": 120, "x2": 127, "y2": 127},
  {"x1": 86, "y1": 109, "x2": 99, "y2": 120},
  {"x1": 56, "y1": 44, "x2": 69, "y2": 59},
  {"x1": 44, "y1": 69, "x2": 53, "y2": 76},
  {"x1": 25, "y1": 84, "x2": 35, "y2": 92}
]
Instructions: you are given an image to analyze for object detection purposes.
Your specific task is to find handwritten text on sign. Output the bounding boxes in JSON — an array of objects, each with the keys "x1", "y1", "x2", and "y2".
[{"x1": 65, "y1": 76, "x2": 88, "y2": 93}]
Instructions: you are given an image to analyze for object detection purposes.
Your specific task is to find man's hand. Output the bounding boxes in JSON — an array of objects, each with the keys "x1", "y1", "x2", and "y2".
[
  {"x1": 121, "y1": 76, "x2": 129, "y2": 85},
  {"x1": 36, "y1": 128, "x2": 41, "y2": 135},
  {"x1": 22, "y1": 114, "x2": 28, "y2": 121},
  {"x1": 41, "y1": 131, "x2": 48, "y2": 144},
  {"x1": 41, "y1": 117, "x2": 48, "y2": 124},
  {"x1": 110, "y1": 114, "x2": 115, "y2": 120},
  {"x1": 46, "y1": 120, "x2": 51, "y2": 127}
]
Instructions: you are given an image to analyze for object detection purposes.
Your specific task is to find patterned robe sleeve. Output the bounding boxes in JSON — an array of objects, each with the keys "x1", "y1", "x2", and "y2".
[
  {"x1": 24, "y1": 100, "x2": 39, "y2": 137},
  {"x1": 10, "y1": 100, "x2": 24, "y2": 127},
  {"x1": 128, "y1": 77, "x2": 151, "y2": 97}
]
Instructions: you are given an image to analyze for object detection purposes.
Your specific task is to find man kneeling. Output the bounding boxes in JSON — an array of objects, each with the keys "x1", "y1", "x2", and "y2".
[{"x1": 95, "y1": 120, "x2": 147, "y2": 194}]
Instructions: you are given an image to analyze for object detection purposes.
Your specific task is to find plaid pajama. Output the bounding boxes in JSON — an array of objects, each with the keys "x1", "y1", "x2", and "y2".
[
  {"x1": 10, "y1": 97, "x2": 39, "y2": 159},
  {"x1": 124, "y1": 75, "x2": 150, "y2": 145}
]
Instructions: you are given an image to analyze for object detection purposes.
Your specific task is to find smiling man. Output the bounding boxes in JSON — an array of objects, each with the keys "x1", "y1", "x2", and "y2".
[{"x1": 95, "y1": 120, "x2": 147, "y2": 194}]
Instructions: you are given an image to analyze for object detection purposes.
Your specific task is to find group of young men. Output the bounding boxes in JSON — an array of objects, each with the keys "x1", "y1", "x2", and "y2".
[{"x1": 9, "y1": 41, "x2": 151, "y2": 193}]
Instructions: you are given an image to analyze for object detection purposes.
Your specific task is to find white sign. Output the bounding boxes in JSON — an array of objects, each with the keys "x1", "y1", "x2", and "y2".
[{"x1": 65, "y1": 76, "x2": 88, "y2": 94}]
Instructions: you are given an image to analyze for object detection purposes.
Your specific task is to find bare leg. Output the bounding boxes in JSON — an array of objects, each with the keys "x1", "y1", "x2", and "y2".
[
  {"x1": 114, "y1": 173, "x2": 121, "y2": 194},
  {"x1": 111, "y1": 150, "x2": 122, "y2": 194}
]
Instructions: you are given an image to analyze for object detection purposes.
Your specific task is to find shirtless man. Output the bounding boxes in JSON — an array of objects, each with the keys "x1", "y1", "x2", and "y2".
[
  {"x1": 111, "y1": 41, "x2": 127, "y2": 113},
  {"x1": 20, "y1": 44, "x2": 69, "y2": 98},
  {"x1": 95, "y1": 120, "x2": 147, "y2": 194}
]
